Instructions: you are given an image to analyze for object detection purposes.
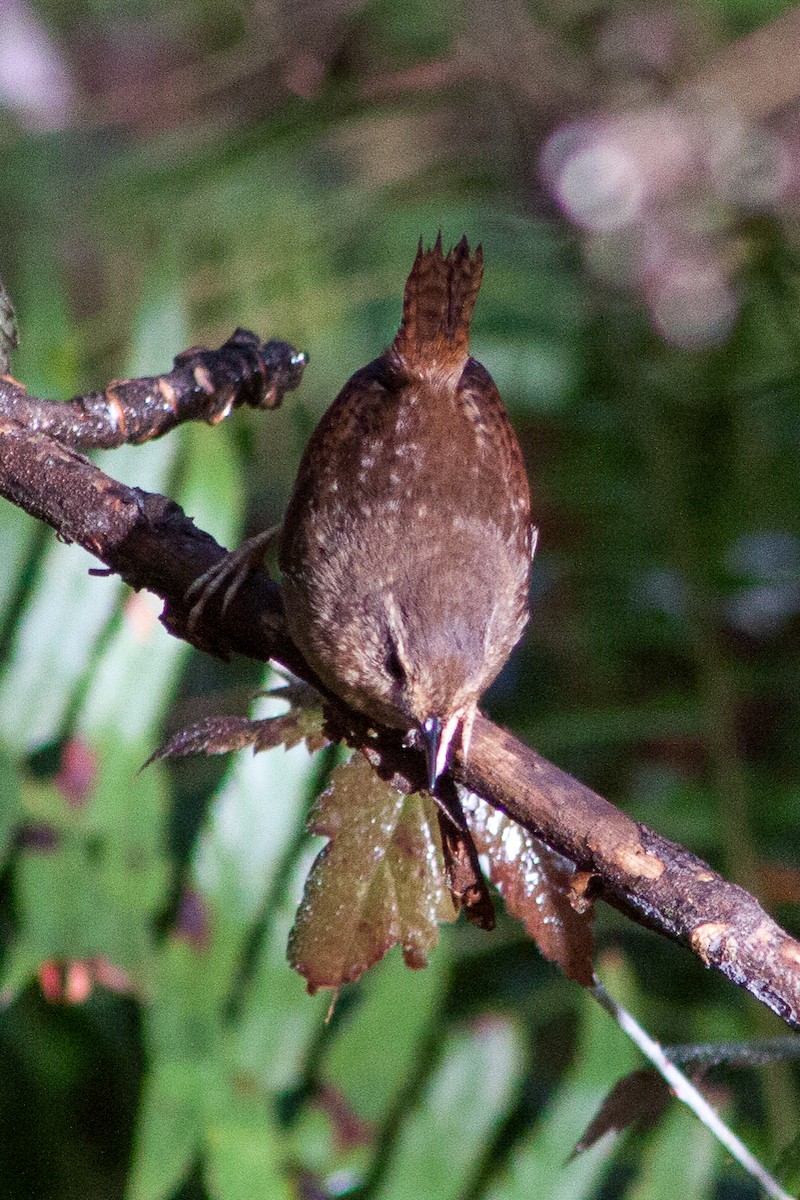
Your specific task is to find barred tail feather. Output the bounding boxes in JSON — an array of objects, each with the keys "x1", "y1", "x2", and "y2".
[{"x1": 391, "y1": 234, "x2": 483, "y2": 372}]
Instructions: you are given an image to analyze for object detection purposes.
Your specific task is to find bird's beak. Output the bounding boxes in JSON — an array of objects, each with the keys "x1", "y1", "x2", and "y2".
[
  {"x1": 421, "y1": 713, "x2": 463, "y2": 790},
  {"x1": 421, "y1": 716, "x2": 443, "y2": 790}
]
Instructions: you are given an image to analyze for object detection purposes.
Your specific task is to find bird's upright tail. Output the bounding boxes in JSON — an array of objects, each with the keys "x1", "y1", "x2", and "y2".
[{"x1": 390, "y1": 234, "x2": 483, "y2": 374}]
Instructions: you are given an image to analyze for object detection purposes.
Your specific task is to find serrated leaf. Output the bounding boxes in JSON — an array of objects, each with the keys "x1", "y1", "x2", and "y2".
[
  {"x1": 288, "y1": 756, "x2": 457, "y2": 992},
  {"x1": 146, "y1": 709, "x2": 327, "y2": 766},
  {"x1": 463, "y1": 791, "x2": 594, "y2": 985}
]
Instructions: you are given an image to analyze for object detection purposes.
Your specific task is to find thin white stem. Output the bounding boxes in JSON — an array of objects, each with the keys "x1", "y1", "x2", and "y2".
[{"x1": 590, "y1": 977, "x2": 793, "y2": 1200}]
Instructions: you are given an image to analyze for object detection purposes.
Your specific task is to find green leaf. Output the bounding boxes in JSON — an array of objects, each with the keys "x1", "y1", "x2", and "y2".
[
  {"x1": 232, "y1": 904, "x2": 330, "y2": 1095},
  {"x1": 487, "y1": 956, "x2": 640, "y2": 1200},
  {"x1": 206, "y1": 1085, "x2": 292, "y2": 1200},
  {"x1": 374, "y1": 1017, "x2": 524, "y2": 1200},
  {"x1": 321, "y1": 929, "x2": 451, "y2": 1124},
  {"x1": 0, "y1": 746, "x2": 22, "y2": 871},
  {"x1": 126, "y1": 1059, "x2": 214, "y2": 1200},
  {"x1": 0, "y1": 499, "x2": 38, "y2": 618},
  {"x1": 776, "y1": 1125, "x2": 800, "y2": 1194},
  {"x1": 288, "y1": 756, "x2": 457, "y2": 992},
  {"x1": 621, "y1": 1102, "x2": 718, "y2": 1200},
  {"x1": 0, "y1": 538, "x2": 121, "y2": 751},
  {"x1": 0, "y1": 257, "x2": 195, "y2": 754},
  {"x1": 195, "y1": 730, "x2": 319, "y2": 929},
  {"x1": 2, "y1": 821, "x2": 149, "y2": 995},
  {"x1": 129, "y1": 932, "x2": 226, "y2": 1200},
  {"x1": 1, "y1": 733, "x2": 168, "y2": 1003},
  {"x1": 12, "y1": 220, "x2": 77, "y2": 399},
  {"x1": 130, "y1": 725, "x2": 322, "y2": 1199},
  {"x1": 164, "y1": 717, "x2": 326, "y2": 1110},
  {"x1": 77, "y1": 265, "x2": 194, "y2": 746}
]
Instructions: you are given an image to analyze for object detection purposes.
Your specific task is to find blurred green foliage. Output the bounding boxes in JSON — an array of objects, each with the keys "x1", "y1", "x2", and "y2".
[{"x1": 0, "y1": 0, "x2": 798, "y2": 1197}]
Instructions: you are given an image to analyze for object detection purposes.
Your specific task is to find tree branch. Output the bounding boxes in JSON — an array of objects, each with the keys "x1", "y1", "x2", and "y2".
[
  {"x1": 0, "y1": 338, "x2": 798, "y2": 1029},
  {"x1": 0, "y1": 329, "x2": 306, "y2": 449}
]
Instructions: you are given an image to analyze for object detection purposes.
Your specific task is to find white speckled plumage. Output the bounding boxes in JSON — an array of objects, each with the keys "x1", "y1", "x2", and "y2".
[{"x1": 279, "y1": 237, "x2": 533, "y2": 783}]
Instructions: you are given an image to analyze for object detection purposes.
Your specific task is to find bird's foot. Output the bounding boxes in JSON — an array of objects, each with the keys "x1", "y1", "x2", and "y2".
[{"x1": 186, "y1": 525, "x2": 280, "y2": 631}]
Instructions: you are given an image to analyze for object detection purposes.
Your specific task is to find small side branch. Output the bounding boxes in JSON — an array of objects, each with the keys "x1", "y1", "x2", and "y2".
[{"x1": 0, "y1": 329, "x2": 307, "y2": 450}]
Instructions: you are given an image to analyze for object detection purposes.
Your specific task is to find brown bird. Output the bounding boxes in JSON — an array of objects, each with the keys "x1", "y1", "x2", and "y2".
[{"x1": 278, "y1": 235, "x2": 534, "y2": 788}]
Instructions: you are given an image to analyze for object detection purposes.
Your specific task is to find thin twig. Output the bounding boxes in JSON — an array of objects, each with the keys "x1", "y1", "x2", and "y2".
[
  {"x1": 591, "y1": 978, "x2": 794, "y2": 1200},
  {"x1": 0, "y1": 328, "x2": 306, "y2": 449}
]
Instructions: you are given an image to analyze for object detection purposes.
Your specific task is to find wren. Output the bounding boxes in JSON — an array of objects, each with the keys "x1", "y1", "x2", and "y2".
[{"x1": 278, "y1": 235, "x2": 534, "y2": 788}]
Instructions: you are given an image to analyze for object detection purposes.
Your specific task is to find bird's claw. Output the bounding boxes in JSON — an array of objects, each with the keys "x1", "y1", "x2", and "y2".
[{"x1": 185, "y1": 526, "x2": 279, "y2": 632}]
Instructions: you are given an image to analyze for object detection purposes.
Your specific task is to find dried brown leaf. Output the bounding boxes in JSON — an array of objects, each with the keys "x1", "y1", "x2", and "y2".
[
  {"x1": 288, "y1": 755, "x2": 457, "y2": 992},
  {"x1": 437, "y1": 808, "x2": 495, "y2": 929},
  {"x1": 571, "y1": 1069, "x2": 671, "y2": 1157},
  {"x1": 144, "y1": 706, "x2": 328, "y2": 766},
  {"x1": 462, "y1": 791, "x2": 594, "y2": 985}
]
